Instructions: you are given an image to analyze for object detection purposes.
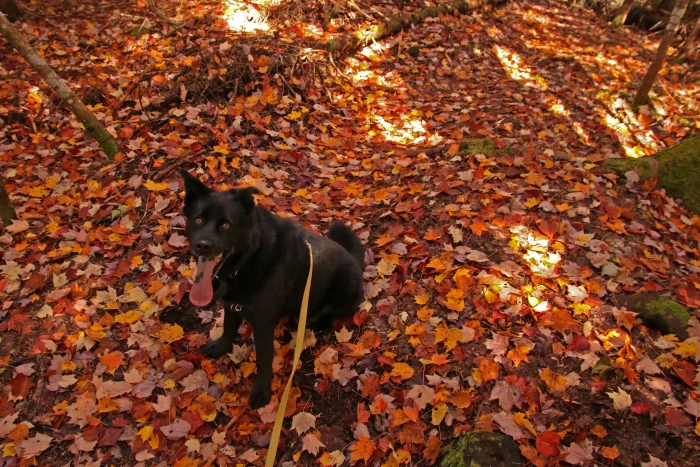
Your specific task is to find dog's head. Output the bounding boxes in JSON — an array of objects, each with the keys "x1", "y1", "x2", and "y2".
[{"x1": 179, "y1": 169, "x2": 259, "y2": 306}]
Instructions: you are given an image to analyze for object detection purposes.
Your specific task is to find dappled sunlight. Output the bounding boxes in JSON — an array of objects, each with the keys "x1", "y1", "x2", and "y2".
[
  {"x1": 223, "y1": 0, "x2": 274, "y2": 33},
  {"x1": 493, "y1": 45, "x2": 548, "y2": 91},
  {"x1": 510, "y1": 225, "x2": 562, "y2": 277},
  {"x1": 371, "y1": 115, "x2": 428, "y2": 144}
]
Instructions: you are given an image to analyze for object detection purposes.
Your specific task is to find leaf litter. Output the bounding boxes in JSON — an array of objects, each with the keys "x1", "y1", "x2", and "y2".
[{"x1": 0, "y1": 0, "x2": 699, "y2": 466}]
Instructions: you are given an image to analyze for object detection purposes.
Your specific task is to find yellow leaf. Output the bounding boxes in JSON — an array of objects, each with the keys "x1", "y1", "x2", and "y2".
[
  {"x1": 673, "y1": 341, "x2": 698, "y2": 359},
  {"x1": 431, "y1": 404, "x2": 447, "y2": 425},
  {"x1": 153, "y1": 323, "x2": 184, "y2": 344},
  {"x1": 145, "y1": 179, "x2": 168, "y2": 192},
  {"x1": 513, "y1": 413, "x2": 537, "y2": 437}
]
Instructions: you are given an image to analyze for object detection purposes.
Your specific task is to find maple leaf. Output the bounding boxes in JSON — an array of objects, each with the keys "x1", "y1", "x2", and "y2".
[
  {"x1": 161, "y1": 419, "x2": 191, "y2": 440},
  {"x1": 564, "y1": 439, "x2": 594, "y2": 465},
  {"x1": 319, "y1": 451, "x2": 346, "y2": 467},
  {"x1": 435, "y1": 324, "x2": 465, "y2": 351},
  {"x1": 423, "y1": 435, "x2": 441, "y2": 465},
  {"x1": 291, "y1": 412, "x2": 316, "y2": 435},
  {"x1": 536, "y1": 431, "x2": 560, "y2": 456},
  {"x1": 350, "y1": 437, "x2": 376, "y2": 464},
  {"x1": 15, "y1": 433, "x2": 52, "y2": 459},
  {"x1": 539, "y1": 368, "x2": 568, "y2": 393},
  {"x1": 376, "y1": 258, "x2": 396, "y2": 277},
  {"x1": 406, "y1": 385, "x2": 435, "y2": 410},
  {"x1": 389, "y1": 362, "x2": 415, "y2": 381},
  {"x1": 0, "y1": 414, "x2": 19, "y2": 438},
  {"x1": 607, "y1": 388, "x2": 632, "y2": 411},
  {"x1": 490, "y1": 380, "x2": 522, "y2": 411},
  {"x1": 601, "y1": 445, "x2": 620, "y2": 460},
  {"x1": 67, "y1": 393, "x2": 97, "y2": 427},
  {"x1": 302, "y1": 433, "x2": 325, "y2": 455},
  {"x1": 335, "y1": 326, "x2": 353, "y2": 343}
]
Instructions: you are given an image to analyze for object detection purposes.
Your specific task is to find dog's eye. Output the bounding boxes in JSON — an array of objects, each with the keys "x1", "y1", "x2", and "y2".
[
  {"x1": 222, "y1": 223, "x2": 230, "y2": 229},
  {"x1": 195, "y1": 218, "x2": 203, "y2": 225}
]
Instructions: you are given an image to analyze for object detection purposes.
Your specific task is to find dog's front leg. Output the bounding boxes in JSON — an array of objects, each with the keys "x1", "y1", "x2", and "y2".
[
  {"x1": 249, "y1": 320, "x2": 275, "y2": 409},
  {"x1": 201, "y1": 303, "x2": 242, "y2": 358}
]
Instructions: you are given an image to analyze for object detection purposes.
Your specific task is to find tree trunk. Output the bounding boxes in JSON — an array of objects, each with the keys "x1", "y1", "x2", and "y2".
[
  {"x1": 0, "y1": 11, "x2": 121, "y2": 159},
  {"x1": 604, "y1": 134, "x2": 700, "y2": 213},
  {"x1": 633, "y1": 0, "x2": 689, "y2": 107},
  {"x1": 0, "y1": 174, "x2": 17, "y2": 226},
  {"x1": 680, "y1": 15, "x2": 700, "y2": 57},
  {"x1": 0, "y1": 0, "x2": 21, "y2": 22},
  {"x1": 612, "y1": 0, "x2": 635, "y2": 26}
]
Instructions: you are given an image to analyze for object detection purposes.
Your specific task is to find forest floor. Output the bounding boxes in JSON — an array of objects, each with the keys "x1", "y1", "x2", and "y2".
[{"x1": 1, "y1": 0, "x2": 699, "y2": 466}]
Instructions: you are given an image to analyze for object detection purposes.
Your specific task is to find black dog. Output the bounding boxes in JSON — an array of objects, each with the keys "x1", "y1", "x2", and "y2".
[{"x1": 179, "y1": 170, "x2": 365, "y2": 409}]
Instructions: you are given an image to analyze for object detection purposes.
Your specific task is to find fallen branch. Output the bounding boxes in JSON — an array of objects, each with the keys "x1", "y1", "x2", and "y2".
[{"x1": 321, "y1": 0, "x2": 506, "y2": 53}]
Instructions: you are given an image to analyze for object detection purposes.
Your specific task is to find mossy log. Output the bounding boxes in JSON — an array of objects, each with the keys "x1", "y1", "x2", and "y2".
[
  {"x1": 324, "y1": 0, "x2": 505, "y2": 53},
  {"x1": 604, "y1": 134, "x2": 700, "y2": 213},
  {"x1": 618, "y1": 292, "x2": 691, "y2": 338},
  {"x1": 440, "y1": 431, "x2": 526, "y2": 467}
]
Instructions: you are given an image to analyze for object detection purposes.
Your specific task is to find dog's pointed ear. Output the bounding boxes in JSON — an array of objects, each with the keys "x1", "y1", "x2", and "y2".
[
  {"x1": 179, "y1": 169, "x2": 210, "y2": 203},
  {"x1": 230, "y1": 186, "x2": 260, "y2": 213}
]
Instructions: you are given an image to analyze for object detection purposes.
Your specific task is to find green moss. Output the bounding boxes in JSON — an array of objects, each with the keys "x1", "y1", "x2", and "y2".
[
  {"x1": 458, "y1": 139, "x2": 508, "y2": 157},
  {"x1": 655, "y1": 134, "x2": 700, "y2": 213},
  {"x1": 642, "y1": 298, "x2": 690, "y2": 333},
  {"x1": 129, "y1": 24, "x2": 151, "y2": 38},
  {"x1": 604, "y1": 134, "x2": 700, "y2": 213},
  {"x1": 605, "y1": 158, "x2": 653, "y2": 178},
  {"x1": 440, "y1": 431, "x2": 525, "y2": 467}
]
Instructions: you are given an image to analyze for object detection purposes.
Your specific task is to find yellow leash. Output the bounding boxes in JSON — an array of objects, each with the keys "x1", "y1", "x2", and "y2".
[{"x1": 264, "y1": 240, "x2": 313, "y2": 467}]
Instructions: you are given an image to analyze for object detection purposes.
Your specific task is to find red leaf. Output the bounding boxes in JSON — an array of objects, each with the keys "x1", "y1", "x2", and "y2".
[
  {"x1": 9, "y1": 374, "x2": 34, "y2": 399},
  {"x1": 631, "y1": 402, "x2": 652, "y2": 415},
  {"x1": 566, "y1": 335, "x2": 590, "y2": 352},
  {"x1": 536, "y1": 431, "x2": 560, "y2": 456},
  {"x1": 672, "y1": 361, "x2": 697, "y2": 387}
]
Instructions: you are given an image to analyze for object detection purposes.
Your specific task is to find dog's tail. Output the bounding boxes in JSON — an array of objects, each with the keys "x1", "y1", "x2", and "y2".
[{"x1": 328, "y1": 221, "x2": 365, "y2": 270}]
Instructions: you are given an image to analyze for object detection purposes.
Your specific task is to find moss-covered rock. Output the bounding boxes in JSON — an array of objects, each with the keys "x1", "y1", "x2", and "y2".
[
  {"x1": 458, "y1": 139, "x2": 508, "y2": 157},
  {"x1": 440, "y1": 431, "x2": 526, "y2": 467},
  {"x1": 619, "y1": 292, "x2": 691, "y2": 338},
  {"x1": 604, "y1": 134, "x2": 700, "y2": 213}
]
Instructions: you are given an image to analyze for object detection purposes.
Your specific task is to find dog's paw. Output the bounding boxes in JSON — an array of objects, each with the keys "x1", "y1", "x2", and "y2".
[
  {"x1": 200, "y1": 338, "x2": 232, "y2": 358},
  {"x1": 249, "y1": 384, "x2": 272, "y2": 410}
]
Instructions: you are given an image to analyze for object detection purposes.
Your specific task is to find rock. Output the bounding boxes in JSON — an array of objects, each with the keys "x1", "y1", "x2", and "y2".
[
  {"x1": 440, "y1": 431, "x2": 526, "y2": 467},
  {"x1": 619, "y1": 293, "x2": 690, "y2": 338}
]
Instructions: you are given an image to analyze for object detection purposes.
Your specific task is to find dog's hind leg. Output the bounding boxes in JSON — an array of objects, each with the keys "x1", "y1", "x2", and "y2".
[
  {"x1": 201, "y1": 303, "x2": 243, "y2": 358},
  {"x1": 312, "y1": 264, "x2": 363, "y2": 333}
]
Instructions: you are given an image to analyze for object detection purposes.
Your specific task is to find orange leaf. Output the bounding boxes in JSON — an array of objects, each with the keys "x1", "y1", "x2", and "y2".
[
  {"x1": 470, "y1": 219, "x2": 488, "y2": 236},
  {"x1": 99, "y1": 352, "x2": 124, "y2": 375},
  {"x1": 350, "y1": 437, "x2": 376, "y2": 463},
  {"x1": 539, "y1": 368, "x2": 568, "y2": 393},
  {"x1": 479, "y1": 358, "x2": 499, "y2": 382},
  {"x1": 601, "y1": 445, "x2": 620, "y2": 460},
  {"x1": 389, "y1": 363, "x2": 415, "y2": 381},
  {"x1": 423, "y1": 435, "x2": 441, "y2": 465}
]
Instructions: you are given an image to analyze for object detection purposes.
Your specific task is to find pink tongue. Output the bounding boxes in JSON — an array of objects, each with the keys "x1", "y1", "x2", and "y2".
[{"x1": 190, "y1": 257, "x2": 217, "y2": 307}]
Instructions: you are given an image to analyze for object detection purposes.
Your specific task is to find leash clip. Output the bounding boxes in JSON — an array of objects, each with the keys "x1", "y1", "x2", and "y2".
[{"x1": 233, "y1": 304, "x2": 242, "y2": 312}]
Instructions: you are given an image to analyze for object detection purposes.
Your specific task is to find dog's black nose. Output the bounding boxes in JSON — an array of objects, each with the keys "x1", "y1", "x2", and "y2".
[{"x1": 194, "y1": 239, "x2": 212, "y2": 254}]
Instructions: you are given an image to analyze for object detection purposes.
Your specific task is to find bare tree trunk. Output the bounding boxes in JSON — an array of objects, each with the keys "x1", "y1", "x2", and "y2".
[
  {"x1": 612, "y1": 0, "x2": 635, "y2": 26},
  {"x1": 0, "y1": 174, "x2": 17, "y2": 226},
  {"x1": 0, "y1": 11, "x2": 120, "y2": 159},
  {"x1": 633, "y1": 0, "x2": 689, "y2": 107},
  {"x1": 680, "y1": 16, "x2": 700, "y2": 57}
]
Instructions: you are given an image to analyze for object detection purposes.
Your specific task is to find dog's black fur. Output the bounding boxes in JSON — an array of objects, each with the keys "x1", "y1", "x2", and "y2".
[{"x1": 179, "y1": 170, "x2": 365, "y2": 409}]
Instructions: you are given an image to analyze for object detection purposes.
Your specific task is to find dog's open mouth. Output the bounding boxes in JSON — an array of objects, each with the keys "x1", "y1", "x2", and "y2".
[{"x1": 189, "y1": 254, "x2": 222, "y2": 307}]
